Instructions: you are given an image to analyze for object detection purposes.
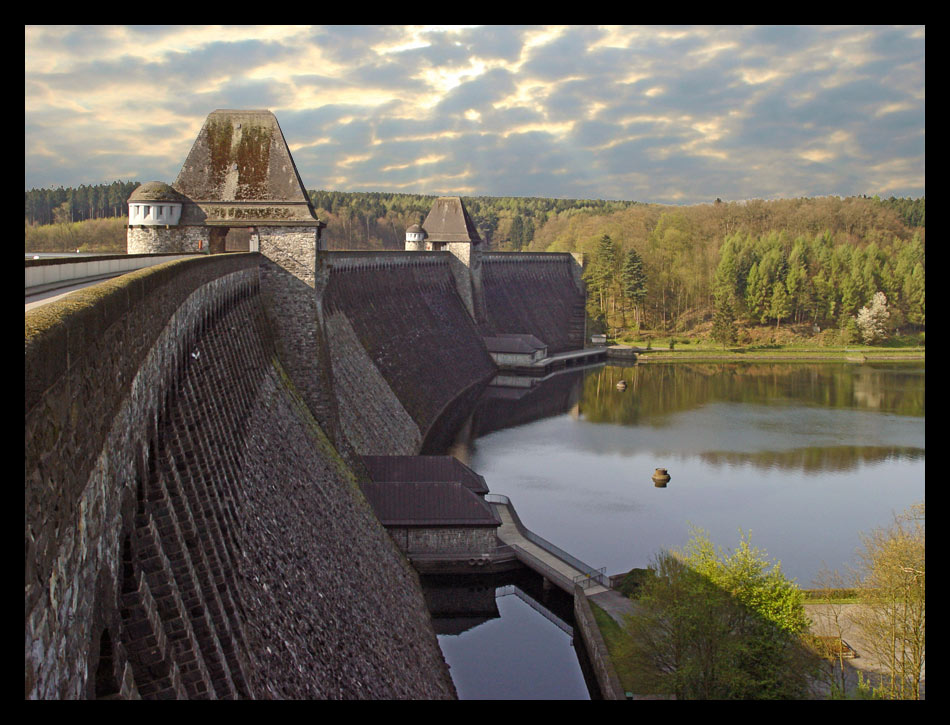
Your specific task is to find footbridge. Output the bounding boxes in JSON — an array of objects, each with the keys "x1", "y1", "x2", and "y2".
[{"x1": 485, "y1": 494, "x2": 609, "y2": 596}]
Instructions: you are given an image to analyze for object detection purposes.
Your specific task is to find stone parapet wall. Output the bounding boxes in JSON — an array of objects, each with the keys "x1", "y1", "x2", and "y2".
[{"x1": 26, "y1": 255, "x2": 262, "y2": 698}]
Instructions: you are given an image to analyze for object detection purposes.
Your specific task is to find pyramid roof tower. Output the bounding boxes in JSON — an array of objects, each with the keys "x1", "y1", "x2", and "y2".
[
  {"x1": 172, "y1": 109, "x2": 321, "y2": 226},
  {"x1": 421, "y1": 197, "x2": 482, "y2": 244}
]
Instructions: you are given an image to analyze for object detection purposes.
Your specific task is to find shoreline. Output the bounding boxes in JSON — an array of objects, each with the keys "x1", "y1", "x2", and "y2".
[{"x1": 605, "y1": 346, "x2": 924, "y2": 364}]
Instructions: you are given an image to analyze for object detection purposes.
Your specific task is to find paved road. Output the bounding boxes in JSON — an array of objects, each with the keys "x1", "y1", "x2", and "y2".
[{"x1": 25, "y1": 273, "x2": 125, "y2": 312}]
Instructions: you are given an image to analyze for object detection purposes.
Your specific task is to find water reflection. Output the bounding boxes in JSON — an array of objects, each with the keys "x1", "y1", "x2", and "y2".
[
  {"x1": 424, "y1": 361, "x2": 924, "y2": 697},
  {"x1": 421, "y1": 570, "x2": 595, "y2": 700},
  {"x1": 435, "y1": 363, "x2": 925, "y2": 475}
]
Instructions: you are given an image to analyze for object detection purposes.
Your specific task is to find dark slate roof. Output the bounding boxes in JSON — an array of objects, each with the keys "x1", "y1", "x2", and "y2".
[
  {"x1": 360, "y1": 482, "x2": 501, "y2": 527},
  {"x1": 360, "y1": 455, "x2": 488, "y2": 494},
  {"x1": 483, "y1": 333, "x2": 548, "y2": 354},
  {"x1": 421, "y1": 197, "x2": 482, "y2": 244}
]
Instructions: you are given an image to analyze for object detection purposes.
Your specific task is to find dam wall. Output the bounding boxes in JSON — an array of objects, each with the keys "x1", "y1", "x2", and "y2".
[
  {"x1": 479, "y1": 252, "x2": 587, "y2": 354},
  {"x1": 319, "y1": 251, "x2": 497, "y2": 454},
  {"x1": 25, "y1": 254, "x2": 455, "y2": 699}
]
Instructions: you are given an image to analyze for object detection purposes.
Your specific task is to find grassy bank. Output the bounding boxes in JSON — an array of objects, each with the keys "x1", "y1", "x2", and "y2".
[{"x1": 615, "y1": 346, "x2": 925, "y2": 363}]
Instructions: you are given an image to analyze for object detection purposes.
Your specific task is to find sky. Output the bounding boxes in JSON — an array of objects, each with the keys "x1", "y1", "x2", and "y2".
[{"x1": 25, "y1": 25, "x2": 925, "y2": 205}]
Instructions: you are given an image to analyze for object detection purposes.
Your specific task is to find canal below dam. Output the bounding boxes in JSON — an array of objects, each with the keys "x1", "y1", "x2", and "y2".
[{"x1": 425, "y1": 361, "x2": 925, "y2": 700}]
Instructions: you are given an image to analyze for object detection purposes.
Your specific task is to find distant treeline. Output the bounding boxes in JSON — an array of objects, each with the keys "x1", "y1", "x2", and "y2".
[
  {"x1": 25, "y1": 181, "x2": 141, "y2": 226},
  {"x1": 307, "y1": 189, "x2": 643, "y2": 251},
  {"x1": 24, "y1": 184, "x2": 924, "y2": 336}
]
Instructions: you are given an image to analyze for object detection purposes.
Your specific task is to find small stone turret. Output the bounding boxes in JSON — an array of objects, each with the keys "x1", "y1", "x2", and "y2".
[
  {"x1": 127, "y1": 182, "x2": 202, "y2": 254},
  {"x1": 128, "y1": 181, "x2": 186, "y2": 226},
  {"x1": 405, "y1": 223, "x2": 427, "y2": 251}
]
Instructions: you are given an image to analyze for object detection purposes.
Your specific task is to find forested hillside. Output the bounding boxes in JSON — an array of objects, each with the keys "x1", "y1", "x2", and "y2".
[{"x1": 26, "y1": 183, "x2": 923, "y2": 341}]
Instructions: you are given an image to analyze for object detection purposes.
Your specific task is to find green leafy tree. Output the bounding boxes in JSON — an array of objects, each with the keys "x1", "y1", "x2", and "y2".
[
  {"x1": 770, "y1": 280, "x2": 792, "y2": 329},
  {"x1": 583, "y1": 234, "x2": 619, "y2": 325},
  {"x1": 624, "y1": 529, "x2": 815, "y2": 699},
  {"x1": 711, "y1": 294, "x2": 738, "y2": 347}
]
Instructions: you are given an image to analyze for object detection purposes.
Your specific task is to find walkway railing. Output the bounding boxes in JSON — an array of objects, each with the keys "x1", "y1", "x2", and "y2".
[
  {"x1": 496, "y1": 584, "x2": 573, "y2": 636},
  {"x1": 486, "y1": 493, "x2": 610, "y2": 589}
]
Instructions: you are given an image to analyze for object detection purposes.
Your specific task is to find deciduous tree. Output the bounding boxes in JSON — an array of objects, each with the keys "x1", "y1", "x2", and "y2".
[
  {"x1": 850, "y1": 503, "x2": 925, "y2": 700},
  {"x1": 624, "y1": 529, "x2": 816, "y2": 699}
]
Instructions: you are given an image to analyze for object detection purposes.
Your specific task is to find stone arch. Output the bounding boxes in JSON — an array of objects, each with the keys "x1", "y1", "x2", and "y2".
[
  {"x1": 86, "y1": 567, "x2": 124, "y2": 699},
  {"x1": 206, "y1": 226, "x2": 259, "y2": 254}
]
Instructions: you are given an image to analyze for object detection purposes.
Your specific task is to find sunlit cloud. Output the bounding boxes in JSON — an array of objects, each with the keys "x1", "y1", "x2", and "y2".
[{"x1": 25, "y1": 25, "x2": 924, "y2": 204}]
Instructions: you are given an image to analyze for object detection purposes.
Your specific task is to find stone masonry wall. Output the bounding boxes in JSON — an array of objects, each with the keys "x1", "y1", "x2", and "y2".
[
  {"x1": 320, "y1": 252, "x2": 496, "y2": 448},
  {"x1": 480, "y1": 253, "x2": 587, "y2": 353},
  {"x1": 128, "y1": 226, "x2": 210, "y2": 254},
  {"x1": 25, "y1": 254, "x2": 455, "y2": 699},
  {"x1": 387, "y1": 527, "x2": 498, "y2": 555}
]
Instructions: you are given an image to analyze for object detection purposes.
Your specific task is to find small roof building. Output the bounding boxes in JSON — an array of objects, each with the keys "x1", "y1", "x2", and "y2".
[
  {"x1": 359, "y1": 455, "x2": 500, "y2": 557},
  {"x1": 482, "y1": 333, "x2": 549, "y2": 367},
  {"x1": 361, "y1": 455, "x2": 489, "y2": 495}
]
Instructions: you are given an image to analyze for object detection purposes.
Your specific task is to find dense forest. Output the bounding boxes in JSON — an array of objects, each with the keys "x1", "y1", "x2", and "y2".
[
  {"x1": 25, "y1": 181, "x2": 141, "y2": 226},
  {"x1": 26, "y1": 183, "x2": 924, "y2": 340}
]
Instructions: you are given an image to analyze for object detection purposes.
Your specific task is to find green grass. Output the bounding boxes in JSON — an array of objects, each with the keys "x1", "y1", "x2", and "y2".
[
  {"x1": 589, "y1": 600, "x2": 640, "y2": 694},
  {"x1": 803, "y1": 588, "x2": 861, "y2": 605}
]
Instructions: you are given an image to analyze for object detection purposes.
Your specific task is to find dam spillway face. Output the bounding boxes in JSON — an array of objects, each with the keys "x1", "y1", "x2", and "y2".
[{"x1": 479, "y1": 254, "x2": 586, "y2": 354}]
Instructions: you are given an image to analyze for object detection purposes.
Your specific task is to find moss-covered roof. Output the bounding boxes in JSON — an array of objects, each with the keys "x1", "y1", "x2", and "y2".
[
  {"x1": 171, "y1": 109, "x2": 320, "y2": 225},
  {"x1": 128, "y1": 181, "x2": 188, "y2": 203}
]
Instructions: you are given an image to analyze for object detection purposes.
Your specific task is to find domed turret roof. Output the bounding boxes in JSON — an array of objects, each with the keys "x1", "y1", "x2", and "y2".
[
  {"x1": 406, "y1": 224, "x2": 426, "y2": 236},
  {"x1": 128, "y1": 181, "x2": 188, "y2": 203}
]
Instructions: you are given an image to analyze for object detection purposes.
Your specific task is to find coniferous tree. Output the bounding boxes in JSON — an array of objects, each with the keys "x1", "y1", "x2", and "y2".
[
  {"x1": 712, "y1": 294, "x2": 738, "y2": 347},
  {"x1": 621, "y1": 248, "x2": 648, "y2": 330}
]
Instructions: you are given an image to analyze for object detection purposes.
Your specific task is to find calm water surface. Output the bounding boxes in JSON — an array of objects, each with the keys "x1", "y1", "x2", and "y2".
[{"x1": 429, "y1": 361, "x2": 925, "y2": 698}]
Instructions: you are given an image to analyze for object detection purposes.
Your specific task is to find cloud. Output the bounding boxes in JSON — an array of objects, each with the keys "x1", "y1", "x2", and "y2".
[{"x1": 25, "y1": 25, "x2": 925, "y2": 203}]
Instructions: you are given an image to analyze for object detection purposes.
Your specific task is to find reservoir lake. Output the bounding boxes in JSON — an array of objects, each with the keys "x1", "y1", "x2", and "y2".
[{"x1": 426, "y1": 361, "x2": 925, "y2": 699}]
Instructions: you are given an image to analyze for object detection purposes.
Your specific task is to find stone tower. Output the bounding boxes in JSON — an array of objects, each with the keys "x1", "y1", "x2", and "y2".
[
  {"x1": 128, "y1": 109, "x2": 325, "y2": 283},
  {"x1": 405, "y1": 196, "x2": 485, "y2": 323},
  {"x1": 126, "y1": 182, "x2": 189, "y2": 251}
]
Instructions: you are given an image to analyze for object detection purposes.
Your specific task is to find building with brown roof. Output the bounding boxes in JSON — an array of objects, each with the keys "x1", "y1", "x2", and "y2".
[{"x1": 360, "y1": 456, "x2": 500, "y2": 557}]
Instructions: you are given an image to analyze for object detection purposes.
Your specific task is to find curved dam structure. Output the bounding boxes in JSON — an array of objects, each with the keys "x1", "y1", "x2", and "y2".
[
  {"x1": 320, "y1": 252, "x2": 496, "y2": 456},
  {"x1": 25, "y1": 110, "x2": 590, "y2": 700},
  {"x1": 25, "y1": 255, "x2": 459, "y2": 699},
  {"x1": 480, "y1": 252, "x2": 587, "y2": 354}
]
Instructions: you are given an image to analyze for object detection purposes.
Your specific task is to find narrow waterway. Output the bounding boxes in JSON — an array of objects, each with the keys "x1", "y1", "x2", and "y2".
[{"x1": 426, "y1": 361, "x2": 925, "y2": 699}]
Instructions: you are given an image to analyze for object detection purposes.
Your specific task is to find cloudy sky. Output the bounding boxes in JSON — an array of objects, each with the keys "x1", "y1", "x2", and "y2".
[{"x1": 25, "y1": 25, "x2": 925, "y2": 204}]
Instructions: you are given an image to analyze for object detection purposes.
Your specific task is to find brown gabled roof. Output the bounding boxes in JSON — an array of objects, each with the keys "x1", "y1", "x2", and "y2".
[
  {"x1": 360, "y1": 455, "x2": 489, "y2": 494},
  {"x1": 360, "y1": 482, "x2": 501, "y2": 527},
  {"x1": 421, "y1": 197, "x2": 482, "y2": 244}
]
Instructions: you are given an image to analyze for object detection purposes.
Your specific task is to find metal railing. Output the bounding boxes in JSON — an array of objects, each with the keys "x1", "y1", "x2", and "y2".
[
  {"x1": 496, "y1": 584, "x2": 573, "y2": 636},
  {"x1": 573, "y1": 568, "x2": 608, "y2": 590},
  {"x1": 487, "y1": 493, "x2": 610, "y2": 589}
]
